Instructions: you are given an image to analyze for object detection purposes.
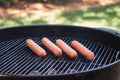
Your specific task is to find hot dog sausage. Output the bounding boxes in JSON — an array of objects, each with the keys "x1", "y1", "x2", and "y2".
[
  {"x1": 41, "y1": 37, "x2": 62, "y2": 56},
  {"x1": 55, "y1": 39, "x2": 77, "y2": 58},
  {"x1": 71, "y1": 40, "x2": 94, "y2": 60},
  {"x1": 26, "y1": 39, "x2": 46, "y2": 57}
]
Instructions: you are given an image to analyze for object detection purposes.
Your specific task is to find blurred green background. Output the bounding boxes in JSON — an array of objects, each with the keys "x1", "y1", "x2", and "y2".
[{"x1": 0, "y1": 0, "x2": 120, "y2": 30}]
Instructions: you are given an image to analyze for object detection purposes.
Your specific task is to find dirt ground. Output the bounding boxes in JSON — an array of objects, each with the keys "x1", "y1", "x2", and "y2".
[{"x1": 0, "y1": 0, "x2": 120, "y2": 18}]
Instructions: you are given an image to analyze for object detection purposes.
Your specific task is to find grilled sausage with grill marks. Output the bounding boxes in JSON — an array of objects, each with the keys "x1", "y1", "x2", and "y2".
[
  {"x1": 41, "y1": 37, "x2": 62, "y2": 56},
  {"x1": 55, "y1": 39, "x2": 77, "y2": 58},
  {"x1": 26, "y1": 39, "x2": 46, "y2": 57},
  {"x1": 71, "y1": 40, "x2": 94, "y2": 60}
]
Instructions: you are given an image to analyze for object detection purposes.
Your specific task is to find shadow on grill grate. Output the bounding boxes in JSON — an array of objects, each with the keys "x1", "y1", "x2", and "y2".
[{"x1": 0, "y1": 37, "x2": 118, "y2": 76}]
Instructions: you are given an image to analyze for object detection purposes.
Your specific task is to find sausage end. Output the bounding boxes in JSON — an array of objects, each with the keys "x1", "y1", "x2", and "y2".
[{"x1": 86, "y1": 52, "x2": 94, "y2": 60}]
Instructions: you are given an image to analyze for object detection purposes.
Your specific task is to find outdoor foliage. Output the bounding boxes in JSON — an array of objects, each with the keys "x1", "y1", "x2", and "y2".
[
  {"x1": 38, "y1": 0, "x2": 67, "y2": 4},
  {"x1": 0, "y1": 0, "x2": 19, "y2": 7},
  {"x1": 0, "y1": 2, "x2": 120, "y2": 30},
  {"x1": 0, "y1": 0, "x2": 68, "y2": 7}
]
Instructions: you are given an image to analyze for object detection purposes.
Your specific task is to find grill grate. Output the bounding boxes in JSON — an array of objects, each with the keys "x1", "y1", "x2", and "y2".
[{"x1": 0, "y1": 37, "x2": 119, "y2": 76}]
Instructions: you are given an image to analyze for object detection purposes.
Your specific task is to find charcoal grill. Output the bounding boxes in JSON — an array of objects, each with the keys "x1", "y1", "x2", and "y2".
[{"x1": 0, "y1": 25, "x2": 120, "y2": 80}]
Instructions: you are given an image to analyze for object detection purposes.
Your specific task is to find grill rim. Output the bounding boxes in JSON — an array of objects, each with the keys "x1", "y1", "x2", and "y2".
[
  {"x1": 0, "y1": 24, "x2": 120, "y2": 77},
  {"x1": 0, "y1": 24, "x2": 120, "y2": 38}
]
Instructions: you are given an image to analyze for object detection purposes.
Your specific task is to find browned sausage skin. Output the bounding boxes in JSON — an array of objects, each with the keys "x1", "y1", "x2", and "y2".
[
  {"x1": 71, "y1": 40, "x2": 94, "y2": 60},
  {"x1": 41, "y1": 37, "x2": 62, "y2": 56},
  {"x1": 55, "y1": 39, "x2": 77, "y2": 58},
  {"x1": 26, "y1": 39, "x2": 46, "y2": 57}
]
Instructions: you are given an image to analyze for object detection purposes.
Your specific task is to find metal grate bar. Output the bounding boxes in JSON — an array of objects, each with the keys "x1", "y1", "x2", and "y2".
[
  {"x1": 40, "y1": 60, "x2": 56, "y2": 75},
  {"x1": 47, "y1": 55, "x2": 67, "y2": 75},
  {"x1": 21, "y1": 59, "x2": 41, "y2": 75},
  {"x1": 42, "y1": 60, "x2": 57, "y2": 75},
  {"x1": 1, "y1": 40, "x2": 25, "y2": 60},
  {"x1": 0, "y1": 39, "x2": 24, "y2": 55},
  {"x1": 1, "y1": 42, "x2": 25, "y2": 66},
  {"x1": 92, "y1": 45, "x2": 107, "y2": 69},
  {"x1": 97, "y1": 47, "x2": 110, "y2": 67},
  {"x1": 53, "y1": 62, "x2": 66, "y2": 74},
  {"x1": 12, "y1": 56, "x2": 39, "y2": 75},
  {"x1": 103, "y1": 49, "x2": 113, "y2": 65},
  {"x1": 85, "y1": 41, "x2": 93, "y2": 49},
  {"x1": 86, "y1": 43, "x2": 99, "y2": 69},
  {"x1": 48, "y1": 48, "x2": 70, "y2": 75},
  {"x1": 1, "y1": 39, "x2": 20, "y2": 49},
  {"x1": 87, "y1": 42, "x2": 94, "y2": 51},
  {"x1": 2, "y1": 47, "x2": 25, "y2": 66},
  {"x1": 1, "y1": 46, "x2": 27, "y2": 66},
  {"x1": 59, "y1": 62, "x2": 71, "y2": 74},
  {"x1": 64, "y1": 57, "x2": 79, "y2": 74},
  {"x1": 1, "y1": 49, "x2": 30, "y2": 73},
  {"x1": 115, "y1": 51, "x2": 120, "y2": 61},
  {"x1": 43, "y1": 55, "x2": 67, "y2": 75},
  {"x1": 1, "y1": 44, "x2": 22, "y2": 59},
  {"x1": 2, "y1": 51, "x2": 32, "y2": 73},
  {"x1": 28, "y1": 55, "x2": 52, "y2": 75},
  {"x1": 34, "y1": 56, "x2": 54, "y2": 71},
  {"x1": 86, "y1": 44, "x2": 104, "y2": 70},
  {"x1": 30, "y1": 55, "x2": 52, "y2": 71},
  {"x1": 12, "y1": 59, "x2": 36, "y2": 75},
  {"x1": 81, "y1": 64, "x2": 87, "y2": 71},
  {"x1": 108, "y1": 50, "x2": 116, "y2": 63},
  {"x1": 82, "y1": 40, "x2": 90, "y2": 48},
  {"x1": 1, "y1": 40, "x2": 17, "y2": 50},
  {"x1": 1, "y1": 48, "x2": 35, "y2": 74},
  {"x1": 75, "y1": 63, "x2": 84, "y2": 72}
]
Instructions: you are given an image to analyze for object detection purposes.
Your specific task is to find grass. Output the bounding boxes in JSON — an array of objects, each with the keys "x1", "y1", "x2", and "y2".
[{"x1": 0, "y1": 3, "x2": 120, "y2": 30}]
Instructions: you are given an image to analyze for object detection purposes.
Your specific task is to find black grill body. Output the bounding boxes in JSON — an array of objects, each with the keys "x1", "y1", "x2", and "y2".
[{"x1": 0, "y1": 25, "x2": 120, "y2": 80}]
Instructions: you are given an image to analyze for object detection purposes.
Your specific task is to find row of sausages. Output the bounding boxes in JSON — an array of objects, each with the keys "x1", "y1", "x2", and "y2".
[{"x1": 26, "y1": 37, "x2": 94, "y2": 60}]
